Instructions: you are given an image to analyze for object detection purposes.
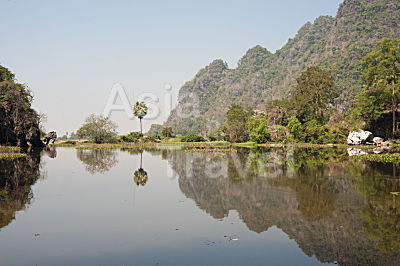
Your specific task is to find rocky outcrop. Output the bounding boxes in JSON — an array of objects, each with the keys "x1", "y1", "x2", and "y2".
[
  {"x1": 373, "y1": 137, "x2": 384, "y2": 145},
  {"x1": 43, "y1": 131, "x2": 57, "y2": 146},
  {"x1": 347, "y1": 130, "x2": 373, "y2": 145},
  {"x1": 373, "y1": 136, "x2": 392, "y2": 147}
]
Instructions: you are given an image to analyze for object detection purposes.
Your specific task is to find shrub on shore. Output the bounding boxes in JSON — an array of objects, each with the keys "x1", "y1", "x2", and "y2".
[{"x1": 181, "y1": 134, "x2": 205, "y2": 142}]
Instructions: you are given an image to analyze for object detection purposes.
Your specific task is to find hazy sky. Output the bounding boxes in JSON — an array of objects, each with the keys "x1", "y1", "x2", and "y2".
[{"x1": 0, "y1": 0, "x2": 342, "y2": 135}]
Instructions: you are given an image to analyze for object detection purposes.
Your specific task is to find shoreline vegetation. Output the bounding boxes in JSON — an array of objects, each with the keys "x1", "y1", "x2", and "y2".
[
  {"x1": 50, "y1": 139, "x2": 377, "y2": 149},
  {"x1": 2, "y1": 138, "x2": 400, "y2": 161},
  {"x1": 16, "y1": 139, "x2": 400, "y2": 160}
]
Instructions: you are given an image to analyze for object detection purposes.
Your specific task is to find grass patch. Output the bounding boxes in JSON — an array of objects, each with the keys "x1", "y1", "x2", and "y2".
[
  {"x1": 161, "y1": 137, "x2": 183, "y2": 143},
  {"x1": 0, "y1": 153, "x2": 27, "y2": 158},
  {"x1": 232, "y1": 142, "x2": 257, "y2": 148}
]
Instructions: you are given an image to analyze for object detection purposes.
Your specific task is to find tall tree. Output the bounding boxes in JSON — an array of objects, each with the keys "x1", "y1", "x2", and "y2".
[
  {"x1": 361, "y1": 38, "x2": 400, "y2": 139},
  {"x1": 77, "y1": 114, "x2": 118, "y2": 143},
  {"x1": 294, "y1": 66, "x2": 337, "y2": 124},
  {"x1": 225, "y1": 104, "x2": 253, "y2": 143},
  {"x1": 265, "y1": 99, "x2": 295, "y2": 126},
  {"x1": 133, "y1": 101, "x2": 148, "y2": 136},
  {"x1": 162, "y1": 126, "x2": 173, "y2": 137}
]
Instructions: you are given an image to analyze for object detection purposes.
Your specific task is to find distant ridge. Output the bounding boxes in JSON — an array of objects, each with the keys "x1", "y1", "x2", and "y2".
[{"x1": 156, "y1": 0, "x2": 400, "y2": 135}]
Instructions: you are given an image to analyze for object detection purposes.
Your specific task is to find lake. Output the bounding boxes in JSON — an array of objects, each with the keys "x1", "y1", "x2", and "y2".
[{"x1": 0, "y1": 146, "x2": 399, "y2": 265}]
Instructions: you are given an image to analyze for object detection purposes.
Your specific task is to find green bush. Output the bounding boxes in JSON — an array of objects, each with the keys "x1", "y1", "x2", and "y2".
[
  {"x1": 107, "y1": 136, "x2": 120, "y2": 143},
  {"x1": 287, "y1": 117, "x2": 303, "y2": 141},
  {"x1": 208, "y1": 135, "x2": 217, "y2": 141},
  {"x1": 287, "y1": 118, "x2": 346, "y2": 144},
  {"x1": 327, "y1": 129, "x2": 346, "y2": 144},
  {"x1": 120, "y1": 132, "x2": 142, "y2": 143},
  {"x1": 303, "y1": 120, "x2": 330, "y2": 144},
  {"x1": 247, "y1": 116, "x2": 271, "y2": 144},
  {"x1": 181, "y1": 134, "x2": 205, "y2": 142},
  {"x1": 143, "y1": 135, "x2": 161, "y2": 143}
]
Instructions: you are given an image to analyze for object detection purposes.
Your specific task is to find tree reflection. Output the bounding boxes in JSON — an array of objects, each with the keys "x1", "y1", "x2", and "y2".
[
  {"x1": 0, "y1": 152, "x2": 42, "y2": 230},
  {"x1": 133, "y1": 150, "x2": 148, "y2": 186},
  {"x1": 356, "y1": 162, "x2": 400, "y2": 253},
  {"x1": 76, "y1": 149, "x2": 118, "y2": 174},
  {"x1": 270, "y1": 148, "x2": 340, "y2": 221}
]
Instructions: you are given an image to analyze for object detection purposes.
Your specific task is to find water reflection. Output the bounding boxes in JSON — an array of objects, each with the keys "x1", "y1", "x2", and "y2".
[
  {"x1": 165, "y1": 147, "x2": 400, "y2": 265},
  {"x1": 43, "y1": 146, "x2": 57, "y2": 158},
  {"x1": 355, "y1": 162, "x2": 400, "y2": 253},
  {"x1": 76, "y1": 149, "x2": 118, "y2": 174},
  {"x1": 133, "y1": 150, "x2": 148, "y2": 186},
  {"x1": 0, "y1": 151, "x2": 42, "y2": 230},
  {"x1": 1, "y1": 146, "x2": 399, "y2": 265}
]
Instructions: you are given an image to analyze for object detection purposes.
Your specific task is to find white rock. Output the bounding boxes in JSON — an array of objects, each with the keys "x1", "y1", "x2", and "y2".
[
  {"x1": 373, "y1": 137, "x2": 384, "y2": 146},
  {"x1": 347, "y1": 130, "x2": 373, "y2": 145},
  {"x1": 347, "y1": 148, "x2": 367, "y2": 156},
  {"x1": 373, "y1": 148, "x2": 384, "y2": 154}
]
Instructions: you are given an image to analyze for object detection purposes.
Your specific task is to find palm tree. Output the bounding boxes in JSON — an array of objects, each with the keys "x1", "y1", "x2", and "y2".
[{"x1": 133, "y1": 101, "x2": 148, "y2": 136}]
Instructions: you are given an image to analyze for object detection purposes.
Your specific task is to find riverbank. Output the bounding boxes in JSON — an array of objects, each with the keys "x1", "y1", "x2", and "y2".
[
  {"x1": 53, "y1": 139, "x2": 393, "y2": 149},
  {"x1": 3, "y1": 139, "x2": 399, "y2": 162}
]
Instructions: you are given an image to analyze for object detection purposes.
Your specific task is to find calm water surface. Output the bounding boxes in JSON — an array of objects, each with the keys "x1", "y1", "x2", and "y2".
[{"x1": 0, "y1": 146, "x2": 399, "y2": 265}]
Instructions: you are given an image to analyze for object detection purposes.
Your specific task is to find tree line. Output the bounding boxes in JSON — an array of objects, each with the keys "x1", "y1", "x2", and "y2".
[{"x1": 220, "y1": 38, "x2": 400, "y2": 144}]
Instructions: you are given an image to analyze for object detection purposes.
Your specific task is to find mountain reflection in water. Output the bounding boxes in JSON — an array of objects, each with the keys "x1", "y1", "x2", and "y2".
[
  {"x1": 0, "y1": 146, "x2": 399, "y2": 265},
  {"x1": 164, "y1": 147, "x2": 400, "y2": 265}
]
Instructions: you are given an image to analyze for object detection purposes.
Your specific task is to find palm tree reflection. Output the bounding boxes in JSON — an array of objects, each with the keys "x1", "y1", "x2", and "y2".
[{"x1": 134, "y1": 150, "x2": 148, "y2": 186}]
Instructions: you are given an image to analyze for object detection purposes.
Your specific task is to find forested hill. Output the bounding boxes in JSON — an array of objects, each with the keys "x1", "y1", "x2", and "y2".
[{"x1": 159, "y1": 0, "x2": 400, "y2": 135}]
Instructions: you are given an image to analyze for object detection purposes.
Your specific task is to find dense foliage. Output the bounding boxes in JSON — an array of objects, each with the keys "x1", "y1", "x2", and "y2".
[
  {"x1": 353, "y1": 38, "x2": 400, "y2": 138},
  {"x1": 247, "y1": 116, "x2": 271, "y2": 144},
  {"x1": 181, "y1": 134, "x2": 205, "y2": 142},
  {"x1": 217, "y1": 67, "x2": 348, "y2": 144},
  {"x1": 0, "y1": 65, "x2": 43, "y2": 146},
  {"x1": 120, "y1": 132, "x2": 143, "y2": 143}
]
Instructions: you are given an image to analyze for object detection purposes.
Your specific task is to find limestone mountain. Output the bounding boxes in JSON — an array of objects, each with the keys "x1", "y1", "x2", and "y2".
[{"x1": 161, "y1": 0, "x2": 400, "y2": 135}]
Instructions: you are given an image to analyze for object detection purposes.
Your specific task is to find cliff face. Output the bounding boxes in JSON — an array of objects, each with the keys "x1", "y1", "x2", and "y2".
[{"x1": 164, "y1": 0, "x2": 400, "y2": 135}]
